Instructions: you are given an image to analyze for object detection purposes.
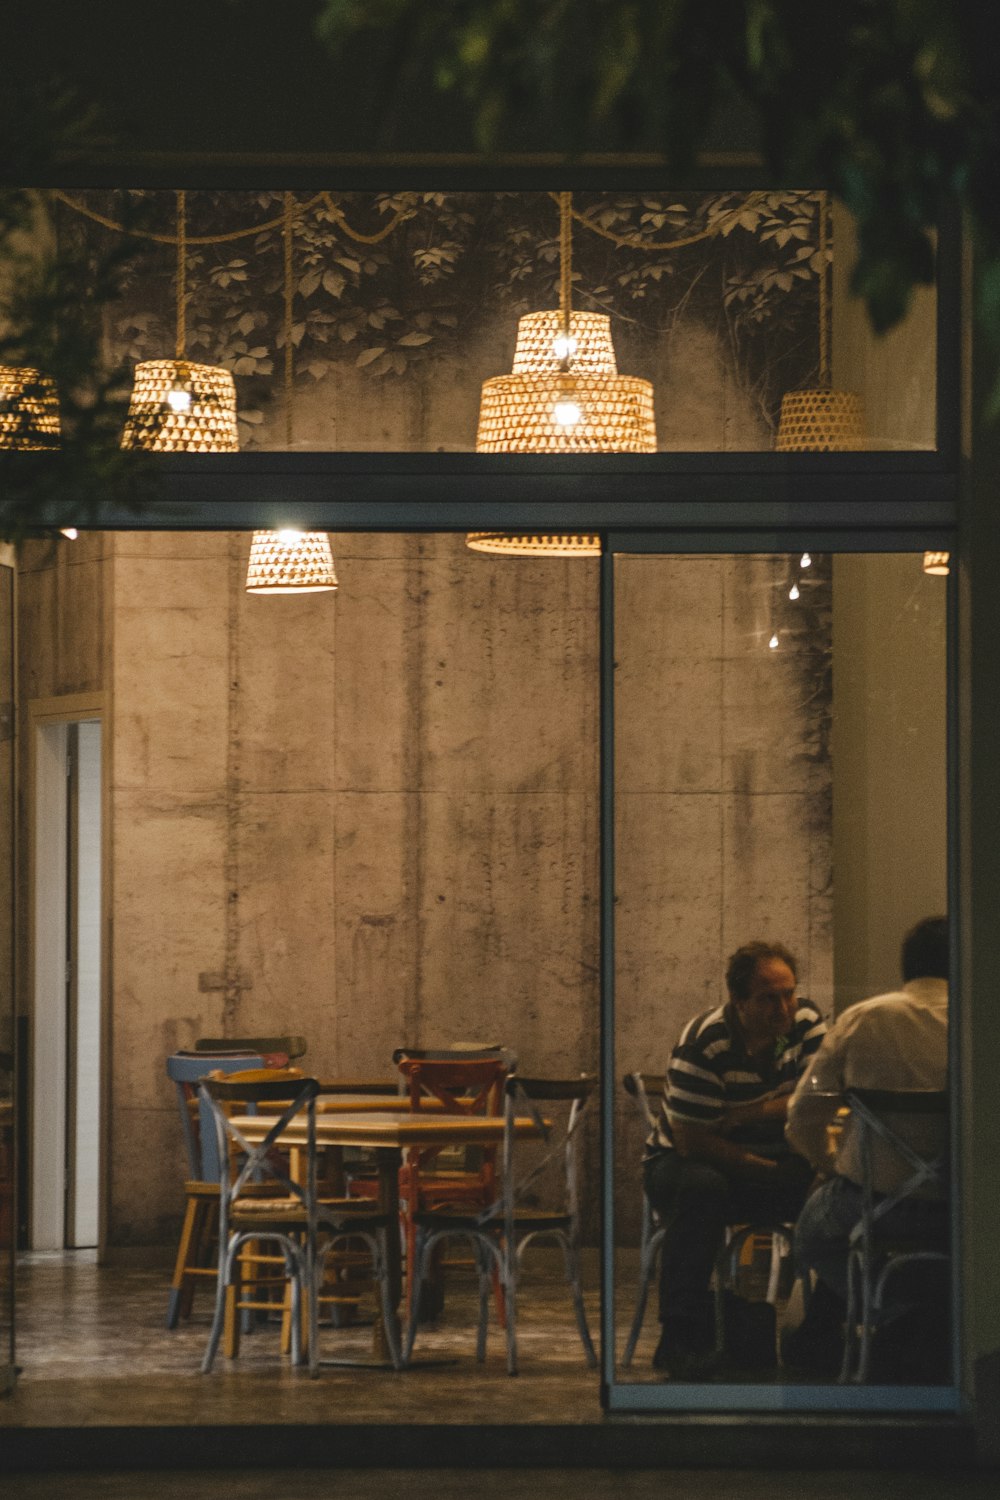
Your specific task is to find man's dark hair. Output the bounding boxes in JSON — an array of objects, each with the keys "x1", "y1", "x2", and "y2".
[
  {"x1": 725, "y1": 940, "x2": 798, "y2": 1001},
  {"x1": 901, "y1": 915, "x2": 949, "y2": 982}
]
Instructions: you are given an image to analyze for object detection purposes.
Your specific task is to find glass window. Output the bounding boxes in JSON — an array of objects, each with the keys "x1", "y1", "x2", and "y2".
[{"x1": 610, "y1": 549, "x2": 953, "y2": 1409}]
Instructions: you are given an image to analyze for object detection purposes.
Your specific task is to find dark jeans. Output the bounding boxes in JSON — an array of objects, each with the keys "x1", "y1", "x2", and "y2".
[
  {"x1": 643, "y1": 1149, "x2": 813, "y2": 1334},
  {"x1": 794, "y1": 1173, "x2": 949, "y2": 1307}
]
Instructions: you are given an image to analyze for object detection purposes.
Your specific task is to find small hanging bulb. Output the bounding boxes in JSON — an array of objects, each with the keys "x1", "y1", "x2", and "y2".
[
  {"x1": 788, "y1": 582, "x2": 800, "y2": 601},
  {"x1": 553, "y1": 333, "x2": 578, "y2": 362},
  {"x1": 60, "y1": 527, "x2": 79, "y2": 540},
  {"x1": 768, "y1": 633, "x2": 780, "y2": 650},
  {"x1": 553, "y1": 398, "x2": 583, "y2": 427},
  {"x1": 800, "y1": 552, "x2": 812, "y2": 568},
  {"x1": 166, "y1": 377, "x2": 191, "y2": 413}
]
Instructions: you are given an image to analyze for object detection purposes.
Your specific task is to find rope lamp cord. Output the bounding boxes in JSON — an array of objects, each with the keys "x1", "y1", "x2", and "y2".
[
  {"x1": 559, "y1": 191, "x2": 573, "y2": 344},
  {"x1": 284, "y1": 192, "x2": 295, "y2": 450},
  {"x1": 176, "y1": 190, "x2": 187, "y2": 362},
  {"x1": 818, "y1": 191, "x2": 829, "y2": 388}
]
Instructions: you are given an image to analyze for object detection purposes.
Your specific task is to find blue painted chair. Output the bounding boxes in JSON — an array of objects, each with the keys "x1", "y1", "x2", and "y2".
[{"x1": 164, "y1": 1050, "x2": 265, "y2": 1328}]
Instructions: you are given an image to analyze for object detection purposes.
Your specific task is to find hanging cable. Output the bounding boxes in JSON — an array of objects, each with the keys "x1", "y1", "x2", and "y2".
[
  {"x1": 175, "y1": 190, "x2": 187, "y2": 362},
  {"x1": 283, "y1": 192, "x2": 295, "y2": 450},
  {"x1": 818, "y1": 191, "x2": 830, "y2": 388},
  {"x1": 559, "y1": 191, "x2": 573, "y2": 343}
]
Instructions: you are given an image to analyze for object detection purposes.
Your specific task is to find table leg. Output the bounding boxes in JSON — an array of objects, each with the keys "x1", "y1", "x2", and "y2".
[{"x1": 374, "y1": 1145, "x2": 402, "y2": 1359}]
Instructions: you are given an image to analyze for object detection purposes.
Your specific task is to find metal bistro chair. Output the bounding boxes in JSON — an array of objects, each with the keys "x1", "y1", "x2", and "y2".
[
  {"x1": 198, "y1": 1073, "x2": 403, "y2": 1375},
  {"x1": 620, "y1": 1070, "x2": 797, "y2": 1368},
  {"x1": 405, "y1": 1073, "x2": 598, "y2": 1376},
  {"x1": 620, "y1": 1071, "x2": 667, "y2": 1366},
  {"x1": 839, "y1": 1087, "x2": 950, "y2": 1384},
  {"x1": 164, "y1": 1049, "x2": 266, "y2": 1328}
]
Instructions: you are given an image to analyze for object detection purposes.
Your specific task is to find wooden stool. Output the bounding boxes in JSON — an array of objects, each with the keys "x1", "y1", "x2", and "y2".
[{"x1": 166, "y1": 1180, "x2": 219, "y2": 1328}]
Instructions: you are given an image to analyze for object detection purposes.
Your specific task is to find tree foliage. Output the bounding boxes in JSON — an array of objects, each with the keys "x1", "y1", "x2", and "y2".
[{"x1": 316, "y1": 1, "x2": 1000, "y2": 363}]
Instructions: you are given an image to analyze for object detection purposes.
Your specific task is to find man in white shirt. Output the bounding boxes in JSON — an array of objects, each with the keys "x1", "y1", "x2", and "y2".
[{"x1": 782, "y1": 915, "x2": 949, "y2": 1376}]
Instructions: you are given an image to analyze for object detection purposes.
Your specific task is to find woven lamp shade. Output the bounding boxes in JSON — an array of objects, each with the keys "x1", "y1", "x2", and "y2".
[
  {"x1": 0, "y1": 365, "x2": 60, "y2": 450},
  {"x1": 775, "y1": 389, "x2": 867, "y2": 452},
  {"x1": 476, "y1": 372, "x2": 655, "y2": 455},
  {"x1": 121, "y1": 359, "x2": 239, "y2": 452},
  {"x1": 245, "y1": 531, "x2": 338, "y2": 594},
  {"x1": 923, "y1": 551, "x2": 950, "y2": 576},
  {"x1": 466, "y1": 533, "x2": 601, "y2": 556},
  {"x1": 511, "y1": 311, "x2": 617, "y2": 375}
]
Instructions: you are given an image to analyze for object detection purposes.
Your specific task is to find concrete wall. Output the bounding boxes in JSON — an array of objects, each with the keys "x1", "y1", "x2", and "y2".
[
  {"x1": 612, "y1": 554, "x2": 834, "y2": 1233},
  {"x1": 831, "y1": 554, "x2": 948, "y2": 1010},
  {"x1": 94, "y1": 535, "x2": 831, "y2": 1247}
]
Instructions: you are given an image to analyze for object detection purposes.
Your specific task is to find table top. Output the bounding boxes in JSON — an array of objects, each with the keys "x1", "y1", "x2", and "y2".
[{"x1": 229, "y1": 1110, "x2": 544, "y2": 1148}]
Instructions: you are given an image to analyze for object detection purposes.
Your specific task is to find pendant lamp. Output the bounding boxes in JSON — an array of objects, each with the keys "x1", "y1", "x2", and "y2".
[
  {"x1": 0, "y1": 365, "x2": 60, "y2": 450},
  {"x1": 775, "y1": 194, "x2": 867, "y2": 452},
  {"x1": 922, "y1": 551, "x2": 950, "y2": 576},
  {"x1": 246, "y1": 196, "x2": 338, "y2": 596},
  {"x1": 246, "y1": 529, "x2": 337, "y2": 594},
  {"x1": 122, "y1": 191, "x2": 239, "y2": 452},
  {"x1": 468, "y1": 193, "x2": 655, "y2": 557}
]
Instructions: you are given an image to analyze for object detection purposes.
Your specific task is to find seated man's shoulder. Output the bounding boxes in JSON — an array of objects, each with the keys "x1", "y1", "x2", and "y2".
[{"x1": 675, "y1": 1003, "x2": 730, "y2": 1053}]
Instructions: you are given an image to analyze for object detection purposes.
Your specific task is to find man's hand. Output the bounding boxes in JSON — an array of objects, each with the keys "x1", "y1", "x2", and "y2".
[{"x1": 719, "y1": 1093, "x2": 790, "y2": 1134}]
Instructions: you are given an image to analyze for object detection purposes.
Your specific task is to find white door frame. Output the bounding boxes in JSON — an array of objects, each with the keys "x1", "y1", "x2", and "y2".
[{"x1": 27, "y1": 694, "x2": 108, "y2": 1256}]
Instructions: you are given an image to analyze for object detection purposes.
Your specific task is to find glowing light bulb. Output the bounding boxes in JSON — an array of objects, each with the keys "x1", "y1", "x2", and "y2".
[
  {"x1": 788, "y1": 583, "x2": 800, "y2": 601},
  {"x1": 554, "y1": 399, "x2": 582, "y2": 428},
  {"x1": 553, "y1": 334, "x2": 578, "y2": 362},
  {"x1": 800, "y1": 552, "x2": 812, "y2": 568},
  {"x1": 768, "y1": 633, "x2": 779, "y2": 650},
  {"x1": 60, "y1": 528, "x2": 79, "y2": 540},
  {"x1": 166, "y1": 384, "x2": 191, "y2": 413},
  {"x1": 277, "y1": 529, "x2": 303, "y2": 546}
]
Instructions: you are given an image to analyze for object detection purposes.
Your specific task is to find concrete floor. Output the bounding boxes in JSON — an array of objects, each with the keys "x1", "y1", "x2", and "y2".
[{"x1": 3, "y1": 1249, "x2": 980, "y2": 1478}]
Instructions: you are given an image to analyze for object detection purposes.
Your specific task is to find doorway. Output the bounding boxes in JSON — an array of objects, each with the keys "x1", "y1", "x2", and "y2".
[{"x1": 30, "y1": 706, "x2": 104, "y2": 1252}]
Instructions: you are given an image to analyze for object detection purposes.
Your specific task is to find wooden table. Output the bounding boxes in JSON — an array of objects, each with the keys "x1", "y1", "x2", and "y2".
[{"x1": 228, "y1": 1109, "x2": 546, "y2": 1358}]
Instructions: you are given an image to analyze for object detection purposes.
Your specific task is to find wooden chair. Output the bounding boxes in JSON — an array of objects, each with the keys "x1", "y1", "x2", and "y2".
[
  {"x1": 194, "y1": 1034, "x2": 308, "y2": 1063},
  {"x1": 391, "y1": 1047, "x2": 510, "y2": 1314},
  {"x1": 198, "y1": 1073, "x2": 403, "y2": 1375},
  {"x1": 839, "y1": 1087, "x2": 950, "y2": 1383},
  {"x1": 405, "y1": 1073, "x2": 598, "y2": 1375}
]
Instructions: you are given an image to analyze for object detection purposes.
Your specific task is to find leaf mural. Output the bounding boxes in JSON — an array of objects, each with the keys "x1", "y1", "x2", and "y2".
[{"x1": 60, "y1": 188, "x2": 825, "y2": 443}]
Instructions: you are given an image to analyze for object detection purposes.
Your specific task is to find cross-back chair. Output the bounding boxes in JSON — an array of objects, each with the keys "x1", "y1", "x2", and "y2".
[
  {"x1": 195, "y1": 1034, "x2": 308, "y2": 1062},
  {"x1": 620, "y1": 1070, "x2": 798, "y2": 1369},
  {"x1": 404, "y1": 1073, "x2": 598, "y2": 1376},
  {"x1": 391, "y1": 1047, "x2": 511, "y2": 1312},
  {"x1": 839, "y1": 1087, "x2": 950, "y2": 1384},
  {"x1": 198, "y1": 1072, "x2": 403, "y2": 1375},
  {"x1": 164, "y1": 1049, "x2": 266, "y2": 1328}
]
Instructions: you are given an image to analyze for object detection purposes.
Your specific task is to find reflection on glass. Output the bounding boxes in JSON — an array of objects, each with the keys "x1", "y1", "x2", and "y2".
[{"x1": 613, "y1": 553, "x2": 948, "y2": 1395}]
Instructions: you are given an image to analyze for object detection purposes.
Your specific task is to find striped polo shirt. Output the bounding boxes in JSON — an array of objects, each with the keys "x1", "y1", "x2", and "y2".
[{"x1": 645, "y1": 999, "x2": 827, "y2": 1158}]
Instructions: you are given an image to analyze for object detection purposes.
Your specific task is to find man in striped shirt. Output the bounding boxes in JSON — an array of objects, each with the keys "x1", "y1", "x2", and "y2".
[{"x1": 643, "y1": 940, "x2": 826, "y2": 1376}]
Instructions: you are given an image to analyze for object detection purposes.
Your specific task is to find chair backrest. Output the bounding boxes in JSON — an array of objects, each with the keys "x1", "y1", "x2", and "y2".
[
  {"x1": 500, "y1": 1074, "x2": 597, "y2": 1228},
  {"x1": 166, "y1": 1051, "x2": 266, "y2": 1178},
  {"x1": 843, "y1": 1087, "x2": 950, "y2": 1226},
  {"x1": 623, "y1": 1072, "x2": 667, "y2": 1133},
  {"x1": 198, "y1": 1074, "x2": 321, "y2": 1238},
  {"x1": 393, "y1": 1048, "x2": 509, "y2": 1115},
  {"x1": 194, "y1": 1034, "x2": 308, "y2": 1062}
]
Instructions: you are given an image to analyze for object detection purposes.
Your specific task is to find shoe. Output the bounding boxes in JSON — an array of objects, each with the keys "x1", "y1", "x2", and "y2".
[
  {"x1": 779, "y1": 1319, "x2": 844, "y2": 1378},
  {"x1": 779, "y1": 1280, "x2": 846, "y2": 1377},
  {"x1": 652, "y1": 1325, "x2": 720, "y2": 1380}
]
